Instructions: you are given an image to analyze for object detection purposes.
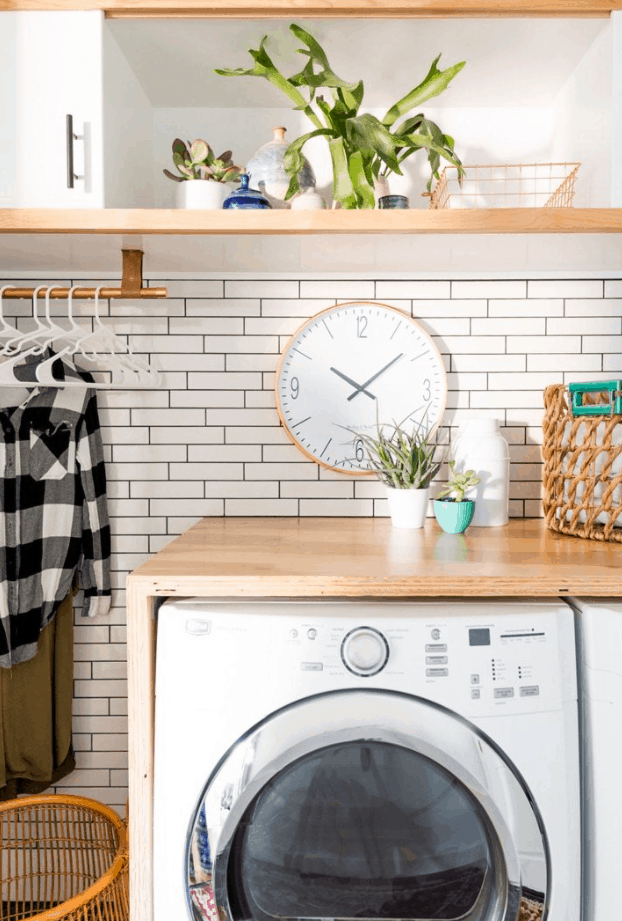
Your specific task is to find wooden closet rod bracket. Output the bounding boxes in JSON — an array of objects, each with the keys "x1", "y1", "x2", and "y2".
[{"x1": 2, "y1": 249, "x2": 167, "y2": 300}]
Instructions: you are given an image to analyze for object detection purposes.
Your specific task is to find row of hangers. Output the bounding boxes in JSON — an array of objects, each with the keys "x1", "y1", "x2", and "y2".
[{"x1": 0, "y1": 285, "x2": 161, "y2": 390}]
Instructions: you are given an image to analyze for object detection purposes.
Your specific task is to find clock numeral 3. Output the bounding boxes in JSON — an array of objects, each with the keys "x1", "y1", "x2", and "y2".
[
  {"x1": 290, "y1": 377, "x2": 300, "y2": 399},
  {"x1": 355, "y1": 439, "x2": 365, "y2": 463},
  {"x1": 356, "y1": 316, "x2": 368, "y2": 338},
  {"x1": 423, "y1": 379, "x2": 431, "y2": 402}
]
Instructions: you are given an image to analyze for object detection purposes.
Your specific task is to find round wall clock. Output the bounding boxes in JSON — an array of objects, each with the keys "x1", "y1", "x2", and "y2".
[{"x1": 275, "y1": 302, "x2": 447, "y2": 474}]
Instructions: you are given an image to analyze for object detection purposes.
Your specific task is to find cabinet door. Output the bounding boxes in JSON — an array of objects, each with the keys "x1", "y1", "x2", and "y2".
[{"x1": 0, "y1": 11, "x2": 104, "y2": 208}]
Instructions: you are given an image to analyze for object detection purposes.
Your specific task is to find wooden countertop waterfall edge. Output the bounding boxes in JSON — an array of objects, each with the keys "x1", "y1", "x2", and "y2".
[{"x1": 126, "y1": 516, "x2": 622, "y2": 921}]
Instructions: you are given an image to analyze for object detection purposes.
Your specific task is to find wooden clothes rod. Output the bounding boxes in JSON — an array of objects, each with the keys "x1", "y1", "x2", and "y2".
[{"x1": 1, "y1": 287, "x2": 167, "y2": 299}]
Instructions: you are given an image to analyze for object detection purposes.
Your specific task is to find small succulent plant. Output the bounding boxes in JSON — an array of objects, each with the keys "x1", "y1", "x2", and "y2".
[
  {"x1": 164, "y1": 139, "x2": 243, "y2": 183},
  {"x1": 436, "y1": 460, "x2": 481, "y2": 503}
]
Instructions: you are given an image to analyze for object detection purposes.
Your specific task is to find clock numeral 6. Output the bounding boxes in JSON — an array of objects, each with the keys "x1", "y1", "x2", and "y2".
[
  {"x1": 290, "y1": 377, "x2": 300, "y2": 399},
  {"x1": 423, "y1": 379, "x2": 431, "y2": 401},
  {"x1": 355, "y1": 439, "x2": 365, "y2": 462},
  {"x1": 356, "y1": 316, "x2": 368, "y2": 338}
]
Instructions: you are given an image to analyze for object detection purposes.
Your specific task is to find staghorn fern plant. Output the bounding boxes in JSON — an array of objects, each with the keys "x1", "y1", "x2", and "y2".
[
  {"x1": 216, "y1": 24, "x2": 465, "y2": 209},
  {"x1": 353, "y1": 418, "x2": 444, "y2": 490},
  {"x1": 164, "y1": 139, "x2": 243, "y2": 183}
]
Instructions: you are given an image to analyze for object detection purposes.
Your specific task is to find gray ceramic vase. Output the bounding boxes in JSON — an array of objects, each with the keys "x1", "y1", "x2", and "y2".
[{"x1": 246, "y1": 127, "x2": 315, "y2": 206}]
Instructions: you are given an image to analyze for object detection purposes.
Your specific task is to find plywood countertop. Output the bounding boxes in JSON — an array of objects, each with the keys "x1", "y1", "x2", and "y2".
[{"x1": 127, "y1": 516, "x2": 622, "y2": 597}]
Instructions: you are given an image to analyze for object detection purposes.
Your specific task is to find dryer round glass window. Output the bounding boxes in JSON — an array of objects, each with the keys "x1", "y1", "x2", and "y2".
[{"x1": 185, "y1": 690, "x2": 548, "y2": 921}]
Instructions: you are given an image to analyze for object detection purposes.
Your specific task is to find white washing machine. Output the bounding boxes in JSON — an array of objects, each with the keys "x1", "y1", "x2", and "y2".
[
  {"x1": 153, "y1": 599, "x2": 580, "y2": 921},
  {"x1": 569, "y1": 597, "x2": 622, "y2": 921}
]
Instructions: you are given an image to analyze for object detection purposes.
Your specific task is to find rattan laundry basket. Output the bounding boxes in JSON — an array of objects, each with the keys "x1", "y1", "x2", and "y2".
[
  {"x1": 0, "y1": 794, "x2": 129, "y2": 921},
  {"x1": 542, "y1": 383, "x2": 622, "y2": 542}
]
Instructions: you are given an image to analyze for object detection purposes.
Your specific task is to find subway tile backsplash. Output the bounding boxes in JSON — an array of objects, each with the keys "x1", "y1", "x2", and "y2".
[{"x1": 2, "y1": 271, "x2": 621, "y2": 808}]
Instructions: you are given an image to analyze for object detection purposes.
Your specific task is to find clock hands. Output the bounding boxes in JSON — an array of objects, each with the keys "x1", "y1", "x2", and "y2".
[
  {"x1": 346, "y1": 353, "x2": 404, "y2": 401},
  {"x1": 329, "y1": 366, "x2": 376, "y2": 401}
]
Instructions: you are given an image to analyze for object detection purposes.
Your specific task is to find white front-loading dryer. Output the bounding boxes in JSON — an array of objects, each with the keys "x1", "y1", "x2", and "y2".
[{"x1": 153, "y1": 599, "x2": 579, "y2": 921}]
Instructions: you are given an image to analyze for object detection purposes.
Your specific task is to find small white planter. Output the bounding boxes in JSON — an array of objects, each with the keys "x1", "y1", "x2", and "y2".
[
  {"x1": 176, "y1": 180, "x2": 227, "y2": 210},
  {"x1": 385, "y1": 486, "x2": 430, "y2": 529}
]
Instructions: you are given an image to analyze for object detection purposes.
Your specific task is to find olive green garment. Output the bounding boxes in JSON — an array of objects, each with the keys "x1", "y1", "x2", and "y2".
[{"x1": 0, "y1": 587, "x2": 77, "y2": 800}]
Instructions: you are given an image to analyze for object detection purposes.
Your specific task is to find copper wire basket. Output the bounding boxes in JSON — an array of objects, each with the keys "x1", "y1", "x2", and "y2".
[
  {"x1": 0, "y1": 795, "x2": 129, "y2": 921},
  {"x1": 428, "y1": 162, "x2": 580, "y2": 209}
]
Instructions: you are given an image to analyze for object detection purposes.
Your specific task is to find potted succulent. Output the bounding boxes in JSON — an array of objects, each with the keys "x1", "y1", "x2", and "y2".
[
  {"x1": 216, "y1": 24, "x2": 464, "y2": 209},
  {"x1": 164, "y1": 139, "x2": 243, "y2": 209},
  {"x1": 354, "y1": 420, "x2": 444, "y2": 529},
  {"x1": 434, "y1": 460, "x2": 481, "y2": 533}
]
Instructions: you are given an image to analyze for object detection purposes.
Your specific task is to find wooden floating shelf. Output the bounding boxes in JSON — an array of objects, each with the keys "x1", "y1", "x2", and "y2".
[
  {"x1": 2, "y1": 207, "x2": 622, "y2": 235},
  {"x1": 5, "y1": 0, "x2": 622, "y2": 17}
]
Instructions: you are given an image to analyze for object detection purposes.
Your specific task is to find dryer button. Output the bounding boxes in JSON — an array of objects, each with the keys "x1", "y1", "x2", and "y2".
[
  {"x1": 426, "y1": 668, "x2": 449, "y2": 677},
  {"x1": 426, "y1": 656, "x2": 448, "y2": 665},
  {"x1": 520, "y1": 685, "x2": 540, "y2": 697},
  {"x1": 301, "y1": 662, "x2": 323, "y2": 671},
  {"x1": 494, "y1": 687, "x2": 514, "y2": 699}
]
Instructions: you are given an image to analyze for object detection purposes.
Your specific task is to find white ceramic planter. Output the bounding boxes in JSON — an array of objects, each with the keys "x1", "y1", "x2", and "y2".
[
  {"x1": 385, "y1": 486, "x2": 430, "y2": 529},
  {"x1": 176, "y1": 180, "x2": 227, "y2": 210}
]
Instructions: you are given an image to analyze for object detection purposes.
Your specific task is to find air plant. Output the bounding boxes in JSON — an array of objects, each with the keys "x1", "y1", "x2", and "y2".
[
  {"x1": 216, "y1": 24, "x2": 465, "y2": 208},
  {"x1": 353, "y1": 418, "x2": 444, "y2": 490},
  {"x1": 436, "y1": 460, "x2": 481, "y2": 503},
  {"x1": 163, "y1": 139, "x2": 243, "y2": 183}
]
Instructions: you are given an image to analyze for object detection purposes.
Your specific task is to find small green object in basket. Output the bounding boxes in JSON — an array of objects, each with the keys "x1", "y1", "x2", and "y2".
[
  {"x1": 434, "y1": 461, "x2": 480, "y2": 534},
  {"x1": 569, "y1": 380, "x2": 622, "y2": 416}
]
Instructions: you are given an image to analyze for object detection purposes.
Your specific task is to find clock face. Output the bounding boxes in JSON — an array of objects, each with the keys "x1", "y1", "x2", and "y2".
[{"x1": 275, "y1": 302, "x2": 447, "y2": 473}]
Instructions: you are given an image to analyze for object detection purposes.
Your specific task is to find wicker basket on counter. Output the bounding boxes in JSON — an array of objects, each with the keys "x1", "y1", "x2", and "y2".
[
  {"x1": 542, "y1": 383, "x2": 622, "y2": 542},
  {"x1": 0, "y1": 794, "x2": 129, "y2": 921},
  {"x1": 428, "y1": 162, "x2": 580, "y2": 209}
]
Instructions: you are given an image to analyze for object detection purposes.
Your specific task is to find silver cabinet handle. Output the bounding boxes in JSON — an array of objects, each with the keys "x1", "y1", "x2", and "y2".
[{"x1": 66, "y1": 114, "x2": 84, "y2": 189}]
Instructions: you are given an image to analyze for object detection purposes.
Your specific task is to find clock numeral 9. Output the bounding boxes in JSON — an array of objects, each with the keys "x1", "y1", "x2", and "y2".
[
  {"x1": 423, "y1": 379, "x2": 431, "y2": 401},
  {"x1": 290, "y1": 377, "x2": 300, "y2": 400},
  {"x1": 355, "y1": 439, "x2": 365, "y2": 463},
  {"x1": 356, "y1": 316, "x2": 368, "y2": 338}
]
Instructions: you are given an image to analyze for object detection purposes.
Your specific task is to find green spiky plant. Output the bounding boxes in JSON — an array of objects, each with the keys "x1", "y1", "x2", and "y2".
[
  {"x1": 353, "y1": 419, "x2": 444, "y2": 490},
  {"x1": 436, "y1": 460, "x2": 481, "y2": 502},
  {"x1": 163, "y1": 139, "x2": 243, "y2": 183},
  {"x1": 215, "y1": 24, "x2": 464, "y2": 209}
]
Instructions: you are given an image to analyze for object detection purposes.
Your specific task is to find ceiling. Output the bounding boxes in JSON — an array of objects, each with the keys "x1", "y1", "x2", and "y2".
[{"x1": 107, "y1": 18, "x2": 607, "y2": 110}]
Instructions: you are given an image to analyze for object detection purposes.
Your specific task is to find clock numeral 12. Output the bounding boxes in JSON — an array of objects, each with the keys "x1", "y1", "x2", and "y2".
[{"x1": 356, "y1": 316, "x2": 368, "y2": 338}]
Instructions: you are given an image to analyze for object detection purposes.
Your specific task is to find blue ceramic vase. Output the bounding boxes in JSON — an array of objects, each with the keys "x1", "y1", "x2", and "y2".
[
  {"x1": 223, "y1": 174, "x2": 272, "y2": 210},
  {"x1": 433, "y1": 499, "x2": 475, "y2": 534}
]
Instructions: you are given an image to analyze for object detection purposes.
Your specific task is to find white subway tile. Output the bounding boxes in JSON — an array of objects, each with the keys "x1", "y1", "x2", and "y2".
[
  {"x1": 207, "y1": 408, "x2": 279, "y2": 426},
  {"x1": 510, "y1": 463, "x2": 543, "y2": 481},
  {"x1": 92, "y1": 735, "x2": 128, "y2": 752},
  {"x1": 470, "y1": 391, "x2": 545, "y2": 409},
  {"x1": 72, "y1": 736, "x2": 92, "y2": 752},
  {"x1": 224, "y1": 499, "x2": 299, "y2": 515},
  {"x1": 157, "y1": 354, "x2": 224, "y2": 371},
  {"x1": 582, "y1": 335, "x2": 622, "y2": 353},
  {"x1": 108, "y1": 499, "x2": 150, "y2": 517},
  {"x1": 438, "y1": 336, "x2": 506, "y2": 354},
  {"x1": 245, "y1": 317, "x2": 302, "y2": 336},
  {"x1": 245, "y1": 392, "x2": 277, "y2": 408},
  {"x1": 188, "y1": 445, "x2": 261, "y2": 462},
  {"x1": 110, "y1": 626, "x2": 127, "y2": 643},
  {"x1": 166, "y1": 517, "x2": 204, "y2": 534},
  {"x1": 203, "y1": 335, "x2": 279, "y2": 353},
  {"x1": 113, "y1": 445, "x2": 185, "y2": 463},
  {"x1": 149, "y1": 427, "x2": 224, "y2": 444},
  {"x1": 73, "y1": 715, "x2": 127, "y2": 734},
  {"x1": 299, "y1": 499, "x2": 373, "y2": 516},
  {"x1": 108, "y1": 463, "x2": 168, "y2": 481},
  {"x1": 186, "y1": 298, "x2": 260, "y2": 316},
  {"x1": 524, "y1": 500, "x2": 544, "y2": 517},
  {"x1": 509, "y1": 445, "x2": 543, "y2": 462},
  {"x1": 170, "y1": 317, "x2": 244, "y2": 335},
  {"x1": 57, "y1": 769, "x2": 110, "y2": 788},
  {"x1": 603, "y1": 355, "x2": 622, "y2": 371},
  {"x1": 446, "y1": 372, "x2": 487, "y2": 390},
  {"x1": 170, "y1": 463, "x2": 243, "y2": 480},
  {"x1": 226, "y1": 280, "x2": 299, "y2": 298},
  {"x1": 451, "y1": 354, "x2": 525, "y2": 372},
  {"x1": 509, "y1": 500, "x2": 525, "y2": 518},
  {"x1": 527, "y1": 353, "x2": 602, "y2": 371},
  {"x1": 565, "y1": 298, "x2": 622, "y2": 316},
  {"x1": 245, "y1": 463, "x2": 318, "y2": 481},
  {"x1": 506, "y1": 409, "x2": 546, "y2": 426},
  {"x1": 376, "y1": 281, "x2": 450, "y2": 299},
  {"x1": 111, "y1": 299, "x2": 184, "y2": 317},
  {"x1": 77, "y1": 751, "x2": 128, "y2": 770},
  {"x1": 74, "y1": 643, "x2": 126, "y2": 662},
  {"x1": 101, "y1": 316, "x2": 168, "y2": 336},
  {"x1": 412, "y1": 299, "x2": 487, "y2": 318},
  {"x1": 353, "y1": 481, "x2": 386, "y2": 499},
  {"x1": 149, "y1": 534, "x2": 178, "y2": 553},
  {"x1": 226, "y1": 354, "x2": 279, "y2": 371},
  {"x1": 98, "y1": 408, "x2": 130, "y2": 427},
  {"x1": 509, "y1": 481, "x2": 542, "y2": 499},
  {"x1": 130, "y1": 481, "x2": 203, "y2": 499},
  {"x1": 74, "y1": 680, "x2": 127, "y2": 698},
  {"x1": 92, "y1": 662, "x2": 127, "y2": 680},
  {"x1": 107, "y1": 482, "x2": 130, "y2": 500},
  {"x1": 72, "y1": 697, "x2": 109, "y2": 715},
  {"x1": 262, "y1": 445, "x2": 310, "y2": 462},
  {"x1": 131, "y1": 408, "x2": 205, "y2": 426},
  {"x1": 604, "y1": 280, "x2": 622, "y2": 297},
  {"x1": 157, "y1": 280, "x2": 223, "y2": 298},
  {"x1": 472, "y1": 318, "x2": 545, "y2": 336},
  {"x1": 300, "y1": 281, "x2": 374, "y2": 299},
  {"x1": 225, "y1": 426, "x2": 290, "y2": 444},
  {"x1": 528, "y1": 280, "x2": 603, "y2": 298},
  {"x1": 110, "y1": 699, "x2": 128, "y2": 716},
  {"x1": 188, "y1": 372, "x2": 261, "y2": 389},
  {"x1": 281, "y1": 481, "x2": 355, "y2": 498},
  {"x1": 205, "y1": 481, "x2": 278, "y2": 498},
  {"x1": 171, "y1": 391, "x2": 244, "y2": 408},
  {"x1": 507, "y1": 336, "x2": 581, "y2": 353},
  {"x1": 112, "y1": 535, "x2": 149, "y2": 553},
  {"x1": 419, "y1": 318, "x2": 470, "y2": 336},
  {"x1": 549, "y1": 317, "x2": 621, "y2": 335},
  {"x1": 150, "y1": 499, "x2": 224, "y2": 516},
  {"x1": 110, "y1": 551, "x2": 150, "y2": 571},
  {"x1": 261, "y1": 298, "x2": 333, "y2": 317},
  {"x1": 74, "y1": 626, "x2": 109, "y2": 644},
  {"x1": 488, "y1": 299, "x2": 563, "y2": 317},
  {"x1": 111, "y1": 769, "x2": 129, "y2": 786},
  {"x1": 488, "y1": 372, "x2": 557, "y2": 390},
  {"x1": 452, "y1": 281, "x2": 526, "y2": 298},
  {"x1": 130, "y1": 335, "x2": 203, "y2": 353}
]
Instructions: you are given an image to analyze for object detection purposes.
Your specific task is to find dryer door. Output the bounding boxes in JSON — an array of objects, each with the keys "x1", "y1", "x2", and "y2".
[{"x1": 186, "y1": 690, "x2": 547, "y2": 921}]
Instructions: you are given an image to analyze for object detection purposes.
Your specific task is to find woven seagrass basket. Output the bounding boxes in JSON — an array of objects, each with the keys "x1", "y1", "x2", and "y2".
[
  {"x1": 543, "y1": 383, "x2": 622, "y2": 542},
  {"x1": 0, "y1": 794, "x2": 129, "y2": 921}
]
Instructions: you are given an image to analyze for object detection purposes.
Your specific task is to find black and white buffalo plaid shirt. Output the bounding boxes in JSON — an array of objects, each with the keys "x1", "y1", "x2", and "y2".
[{"x1": 0, "y1": 360, "x2": 111, "y2": 668}]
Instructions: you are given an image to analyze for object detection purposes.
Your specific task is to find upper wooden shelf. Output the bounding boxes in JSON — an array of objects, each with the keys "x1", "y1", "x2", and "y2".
[
  {"x1": 5, "y1": 0, "x2": 622, "y2": 16},
  {"x1": 3, "y1": 207, "x2": 622, "y2": 234}
]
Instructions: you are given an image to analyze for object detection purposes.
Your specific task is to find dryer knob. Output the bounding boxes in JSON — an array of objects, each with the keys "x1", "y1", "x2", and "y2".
[{"x1": 341, "y1": 627, "x2": 389, "y2": 677}]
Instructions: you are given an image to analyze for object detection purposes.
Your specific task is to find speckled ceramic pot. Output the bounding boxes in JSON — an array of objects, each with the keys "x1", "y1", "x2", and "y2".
[{"x1": 246, "y1": 127, "x2": 315, "y2": 205}]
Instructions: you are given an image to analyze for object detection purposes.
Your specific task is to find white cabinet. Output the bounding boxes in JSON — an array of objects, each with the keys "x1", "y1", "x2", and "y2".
[{"x1": 0, "y1": 11, "x2": 104, "y2": 208}]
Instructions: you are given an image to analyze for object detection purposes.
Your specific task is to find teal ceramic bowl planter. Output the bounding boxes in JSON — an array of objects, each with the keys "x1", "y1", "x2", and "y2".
[{"x1": 433, "y1": 498, "x2": 475, "y2": 534}]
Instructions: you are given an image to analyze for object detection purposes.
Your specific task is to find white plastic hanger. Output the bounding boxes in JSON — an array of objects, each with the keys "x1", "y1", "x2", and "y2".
[
  {"x1": 0, "y1": 286, "x2": 23, "y2": 343},
  {"x1": 0, "y1": 285, "x2": 55, "y2": 358}
]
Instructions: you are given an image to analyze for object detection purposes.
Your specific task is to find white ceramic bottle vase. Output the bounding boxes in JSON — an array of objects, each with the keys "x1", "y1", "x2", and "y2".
[{"x1": 451, "y1": 418, "x2": 510, "y2": 527}]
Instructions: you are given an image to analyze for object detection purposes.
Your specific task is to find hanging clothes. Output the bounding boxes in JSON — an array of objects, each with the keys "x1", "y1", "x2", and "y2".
[
  {"x1": 0, "y1": 581, "x2": 77, "y2": 800},
  {"x1": 0, "y1": 354, "x2": 111, "y2": 668}
]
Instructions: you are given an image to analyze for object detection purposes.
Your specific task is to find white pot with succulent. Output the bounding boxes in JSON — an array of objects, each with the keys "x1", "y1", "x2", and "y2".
[
  {"x1": 164, "y1": 139, "x2": 243, "y2": 209},
  {"x1": 354, "y1": 420, "x2": 444, "y2": 529}
]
